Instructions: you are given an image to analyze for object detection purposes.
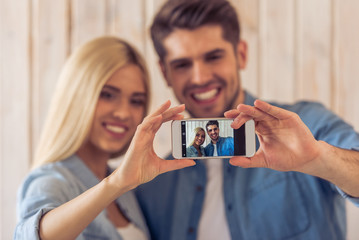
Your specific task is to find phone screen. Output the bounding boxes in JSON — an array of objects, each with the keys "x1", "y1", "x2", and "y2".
[{"x1": 181, "y1": 119, "x2": 245, "y2": 158}]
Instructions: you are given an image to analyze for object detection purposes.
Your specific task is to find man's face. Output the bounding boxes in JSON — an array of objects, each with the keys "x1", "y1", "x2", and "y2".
[
  {"x1": 160, "y1": 25, "x2": 247, "y2": 117},
  {"x1": 206, "y1": 124, "x2": 219, "y2": 142}
]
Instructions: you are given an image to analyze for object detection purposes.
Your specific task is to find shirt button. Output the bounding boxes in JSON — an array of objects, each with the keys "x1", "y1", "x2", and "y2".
[
  {"x1": 227, "y1": 204, "x2": 232, "y2": 211},
  {"x1": 196, "y1": 185, "x2": 203, "y2": 192},
  {"x1": 188, "y1": 227, "x2": 195, "y2": 234}
]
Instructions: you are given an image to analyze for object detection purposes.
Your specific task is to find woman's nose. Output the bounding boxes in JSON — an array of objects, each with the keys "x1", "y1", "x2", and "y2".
[{"x1": 113, "y1": 102, "x2": 131, "y2": 121}]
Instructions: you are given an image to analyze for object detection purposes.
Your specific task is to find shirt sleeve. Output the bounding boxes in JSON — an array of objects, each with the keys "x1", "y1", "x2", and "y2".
[
  {"x1": 295, "y1": 102, "x2": 359, "y2": 205},
  {"x1": 14, "y1": 166, "x2": 76, "y2": 240}
]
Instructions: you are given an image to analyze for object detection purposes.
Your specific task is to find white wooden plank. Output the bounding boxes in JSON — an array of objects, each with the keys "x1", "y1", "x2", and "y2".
[
  {"x1": 0, "y1": 0, "x2": 31, "y2": 239},
  {"x1": 334, "y1": 0, "x2": 359, "y2": 131},
  {"x1": 107, "y1": 0, "x2": 146, "y2": 53},
  {"x1": 295, "y1": 0, "x2": 332, "y2": 106},
  {"x1": 71, "y1": 0, "x2": 107, "y2": 50},
  {"x1": 259, "y1": 0, "x2": 296, "y2": 103},
  {"x1": 234, "y1": 0, "x2": 260, "y2": 97},
  {"x1": 31, "y1": 0, "x2": 70, "y2": 155}
]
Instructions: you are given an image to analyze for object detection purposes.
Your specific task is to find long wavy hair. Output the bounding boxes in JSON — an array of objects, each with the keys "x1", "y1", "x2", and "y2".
[
  {"x1": 32, "y1": 36, "x2": 150, "y2": 169},
  {"x1": 190, "y1": 127, "x2": 206, "y2": 147}
]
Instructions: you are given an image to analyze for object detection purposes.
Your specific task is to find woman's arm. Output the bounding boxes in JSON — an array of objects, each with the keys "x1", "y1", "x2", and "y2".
[{"x1": 38, "y1": 101, "x2": 195, "y2": 240}]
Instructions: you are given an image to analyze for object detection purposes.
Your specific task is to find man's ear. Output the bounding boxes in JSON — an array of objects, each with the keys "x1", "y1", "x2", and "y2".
[
  {"x1": 159, "y1": 60, "x2": 172, "y2": 87},
  {"x1": 236, "y1": 40, "x2": 248, "y2": 70}
]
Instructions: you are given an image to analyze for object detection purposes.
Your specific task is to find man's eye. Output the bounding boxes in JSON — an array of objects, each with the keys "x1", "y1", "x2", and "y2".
[
  {"x1": 206, "y1": 54, "x2": 222, "y2": 62},
  {"x1": 174, "y1": 62, "x2": 191, "y2": 69}
]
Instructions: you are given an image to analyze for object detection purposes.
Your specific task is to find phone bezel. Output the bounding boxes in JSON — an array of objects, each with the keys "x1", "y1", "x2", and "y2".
[{"x1": 171, "y1": 118, "x2": 256, "y2": 159}]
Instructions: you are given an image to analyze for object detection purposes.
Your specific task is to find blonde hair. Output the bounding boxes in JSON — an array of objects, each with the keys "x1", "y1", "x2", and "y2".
[
  {"x1": 32, "y1": 36, "x2": 150, "y2": 169},
  {"x1": 190, "y1": 127, "x2": 205, "y2": 146}
]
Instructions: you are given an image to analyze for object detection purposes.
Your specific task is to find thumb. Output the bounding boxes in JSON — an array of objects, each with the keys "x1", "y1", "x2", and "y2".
[
  {"x1": 229, "y1": 151, "x2": 266, "y2": 168},
  {"x1": 159, "y1": 159, "x2": 196, "y2": 174}
]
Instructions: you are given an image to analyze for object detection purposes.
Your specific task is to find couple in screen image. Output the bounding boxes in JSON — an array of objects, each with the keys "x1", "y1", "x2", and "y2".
[{"x1": 186, "y1": 120, "x2": 234, "y2": 157}]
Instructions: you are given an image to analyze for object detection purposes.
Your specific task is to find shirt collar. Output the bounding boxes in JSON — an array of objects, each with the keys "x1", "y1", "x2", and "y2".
[
  {"x1": 243, "y1": 90, "x2": 256, "y2": 106},
  {"x1": 60, "y1": 155, "x2": 102, "y2": 189}
]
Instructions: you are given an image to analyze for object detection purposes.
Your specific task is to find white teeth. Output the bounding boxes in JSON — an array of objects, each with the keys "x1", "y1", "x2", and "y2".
[
  {"x1": 106, "y1": 125, "x2": 126, "y2": 133},
  {"x1": 193, "y1": 89, "x2": 218, "y2": 101}
]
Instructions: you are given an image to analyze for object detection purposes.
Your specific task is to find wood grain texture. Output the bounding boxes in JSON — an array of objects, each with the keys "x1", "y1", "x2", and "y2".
[
  {"x1": 1, "y1": 1, "x2": 359, "y2": 239},
  {"x1": 1, "y1": 1, "x2": 32, "y2": 239}
]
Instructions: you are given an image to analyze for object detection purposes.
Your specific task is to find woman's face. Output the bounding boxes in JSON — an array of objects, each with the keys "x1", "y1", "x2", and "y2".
[
  {"x1": 85, "y1": 64, "x2": 147, "y2": 156},
  {"x1": 194, "y1": 130, "x2": 205, "y2": 146}
]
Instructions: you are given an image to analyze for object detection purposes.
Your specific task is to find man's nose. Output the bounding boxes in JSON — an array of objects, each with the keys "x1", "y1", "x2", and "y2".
[{"x1": 192, "y1": 61, "x2": 211, "y2": 85}]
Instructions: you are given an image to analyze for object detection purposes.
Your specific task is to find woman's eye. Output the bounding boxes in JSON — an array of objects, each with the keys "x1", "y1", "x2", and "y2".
[
  {"x1": 100, "y1": 91, "x2": 114, "y2": 99},
  {"x1": 131, "y1": 99, "x2": 146, "y2": 106}
]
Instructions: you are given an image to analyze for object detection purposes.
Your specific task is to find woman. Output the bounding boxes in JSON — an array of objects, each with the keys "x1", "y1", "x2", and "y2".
[
  {"x1": 186, "y1": 127, "x2": 206, "y2": 157},
  {"x1": 14, "y1": 36, "x2": 195, "y2": 240}
]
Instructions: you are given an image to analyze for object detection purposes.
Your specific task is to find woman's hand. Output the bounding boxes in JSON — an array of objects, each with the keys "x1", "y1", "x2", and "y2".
[{"x1": 108, "y1": 100, "x2": 195, "y2": 193}]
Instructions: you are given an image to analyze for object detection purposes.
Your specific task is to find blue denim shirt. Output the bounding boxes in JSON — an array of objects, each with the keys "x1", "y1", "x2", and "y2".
[
  {"x1": 204, "y1": 137, "x2": 234, "y2": 156},
  {"x1": 136, "y1": 91, "x2": 359, "y2": 240},
  {"x1": 14, "y1": 155, "x2": 150, "y2": 240},
  {"x1": 186, "y1": 145, "x2": 206, "y2": 157}
]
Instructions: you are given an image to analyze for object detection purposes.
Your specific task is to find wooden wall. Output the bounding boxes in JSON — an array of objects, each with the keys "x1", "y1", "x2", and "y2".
[{"x1": 1, "y1": 0, "x2": 359, "y2": 239}]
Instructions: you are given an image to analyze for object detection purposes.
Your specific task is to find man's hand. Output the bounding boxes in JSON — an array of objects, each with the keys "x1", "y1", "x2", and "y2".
[
  {"x1": 224, "y1": 99, "x2": 321, "y2": 173},
  {"x1": 225, "y1": 99, "x2": 359, "y2": 197}
]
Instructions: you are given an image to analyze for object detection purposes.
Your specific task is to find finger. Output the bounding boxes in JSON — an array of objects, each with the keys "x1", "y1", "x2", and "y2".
[
  {"x1": 224, "y1": 109, "x2": 240, "y2": 119},
  {"x1": 148, "y1": 100, "x2": 171, "y2": 118},
  {"x1": 137, "y1": 114, "x2": 163, "y2": 135},
  {"x1": 236, "y1": 104, "x2": 274, "y2": 122},
  {"x1": 159, "y1": 159, "x2": 196, "y2": 174},
  {"x1": 229, "y1": 151, "x2": 267, "y2": 168},
  {"x1": 254, "y1": 100, "x2": 291, "y2": 120},
  {"x1": 161, "y1": 104, "x2": 185, "y2": 122},
  {"x1": 171, "y1": 114, "x2": 185, "y2": 121},
  {"x1": 231, "y1": 113, "x2": 253, "y2": 129}
]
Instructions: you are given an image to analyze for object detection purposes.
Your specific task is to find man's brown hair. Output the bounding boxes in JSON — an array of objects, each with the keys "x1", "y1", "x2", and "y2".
[{"x1": 150, "y1": 0, "x2": 241, "y2": 61}]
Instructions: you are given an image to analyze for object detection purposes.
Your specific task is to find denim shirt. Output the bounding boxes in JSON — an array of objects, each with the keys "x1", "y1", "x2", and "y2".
[
  {"x1": 186, "y1": 145, "x2": 206, "y2": 157},
  {"x1": 204, "y1": 137, "x2": 234, "y2": 156},
  {"x1": 136, "y1": 91, "x2": 359, "y2": 240},
  {"x1": 14, "y1": 155, "x2": 150, "y2": 240}
]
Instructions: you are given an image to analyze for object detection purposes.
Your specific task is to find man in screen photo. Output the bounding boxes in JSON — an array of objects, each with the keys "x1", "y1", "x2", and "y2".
[{"x1": 204, "y1": 120, "x2": 234, "y2": 156}]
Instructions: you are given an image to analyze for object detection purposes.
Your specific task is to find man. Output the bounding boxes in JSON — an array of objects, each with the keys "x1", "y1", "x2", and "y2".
[
  {"x1": 136, "y1": 0, "x2": 359, "y2": 239},
  {"x1": 204, "y1": 120, "x2": 234, "y2": 157}
]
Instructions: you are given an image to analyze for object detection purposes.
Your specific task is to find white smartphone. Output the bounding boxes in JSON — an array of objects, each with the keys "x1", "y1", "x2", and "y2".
[{"x1": 171, "y1": 118, "x2": 256, "y2": 159}]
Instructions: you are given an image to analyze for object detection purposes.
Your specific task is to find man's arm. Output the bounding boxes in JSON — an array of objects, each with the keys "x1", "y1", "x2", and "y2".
[{"x1": 224, "y1": 99, "x2": 359, "y2": 197}]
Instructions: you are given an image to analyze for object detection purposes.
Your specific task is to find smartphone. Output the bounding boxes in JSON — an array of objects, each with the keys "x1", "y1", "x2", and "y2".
[{"x1": 171, "y1": 118, "x2": 256, "y2": 159}]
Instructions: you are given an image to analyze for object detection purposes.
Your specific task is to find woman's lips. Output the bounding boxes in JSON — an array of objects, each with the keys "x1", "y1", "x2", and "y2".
[
  {"x1": 103, "y1": 123, "x2": 129, "y2": 138},
  {"x1": 105, "y1": 125, "x2": 126, "y2": 133}
]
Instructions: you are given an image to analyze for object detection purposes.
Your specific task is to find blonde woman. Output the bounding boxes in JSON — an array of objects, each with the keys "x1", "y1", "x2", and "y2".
[
  {"x1": 14, "y1": 36, "x2": 195, "y2": 240},
  {"x1": 186, "y1": 127, "x2": 206, "y2": 157}
]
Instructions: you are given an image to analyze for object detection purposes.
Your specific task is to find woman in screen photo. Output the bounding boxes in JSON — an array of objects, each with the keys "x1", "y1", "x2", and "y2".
[
  {"x1": 14, "y1": 36, "x2": 194, "y2": 240},
  {"x1": 186, "y1": 127, "x2": 206, "y2": 157}
]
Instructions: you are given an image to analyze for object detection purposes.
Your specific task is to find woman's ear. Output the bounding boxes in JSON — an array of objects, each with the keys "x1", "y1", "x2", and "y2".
[{"x1": 236, "y1": 40, "x2": 248, "y2": 70}]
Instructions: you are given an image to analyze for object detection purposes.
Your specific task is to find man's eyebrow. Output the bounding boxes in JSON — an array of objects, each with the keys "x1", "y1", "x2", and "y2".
[
  {"x1": 169, "y1": 58, "x2": 190, "y2": 66},
  {"x1": 169, "y1": 48, "x2": 225, "y2": 66},
  {"x1": 204, "y1": 48, "x2": 225, "y2": 57}
]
